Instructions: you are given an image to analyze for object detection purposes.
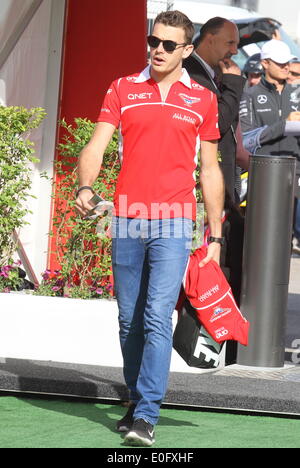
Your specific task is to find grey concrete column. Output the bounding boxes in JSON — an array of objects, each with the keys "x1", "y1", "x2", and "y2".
[{"x1": 237, "y1": 155, "x2": 296, "y2": 368}]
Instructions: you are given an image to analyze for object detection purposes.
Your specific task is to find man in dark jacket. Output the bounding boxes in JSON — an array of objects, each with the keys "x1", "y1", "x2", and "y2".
[
  {"x1": 240, "y1": 39, "x2": 300, "y2": 158},
  {"x1": 184, "y1": 17, "x2": 246, "y2": 202},
  {"x1": 184, "y1": 19, "x2": 246, "y2": 365},
  {"x1": 240, "y1": 39, "x2": 300, "y2": 257}
]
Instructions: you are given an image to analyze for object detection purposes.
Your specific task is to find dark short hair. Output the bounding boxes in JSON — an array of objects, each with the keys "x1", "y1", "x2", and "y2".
[
  {"x1": 198, "y1": 17, "x2": 229, "y2": 43},
  {"x1": 154, "y1": 10, "x2": 195, "y2": 45}
]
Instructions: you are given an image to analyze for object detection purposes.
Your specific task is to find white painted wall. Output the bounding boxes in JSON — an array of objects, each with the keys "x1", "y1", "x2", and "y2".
[{"x1": 0, "y1": 0, "x2": 65, "y2": 279}]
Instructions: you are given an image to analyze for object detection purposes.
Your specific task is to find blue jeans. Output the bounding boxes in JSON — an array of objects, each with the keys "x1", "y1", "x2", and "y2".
[{"x1": 112, "y1": 217, "x2": 192, "y2": 425}]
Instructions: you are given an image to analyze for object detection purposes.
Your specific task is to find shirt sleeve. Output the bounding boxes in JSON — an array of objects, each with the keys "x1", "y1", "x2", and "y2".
[
  {"x1": 199, "y1": 91, "x2": 220, "y2": 141},
  {"x1": 218, "y1": 74, "x2": 246, "y2": 136},
  {"x1": 239, "y1": 91, "x2": 255, "y2": 133},
  {"x1": 97, "y1": 79, "x2": 121, "y2": 128}
]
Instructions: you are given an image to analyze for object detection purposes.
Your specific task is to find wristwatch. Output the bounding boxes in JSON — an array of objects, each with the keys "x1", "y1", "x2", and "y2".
[{"x1": 208, "y1": 236, "x2": 225, "y2": 246}]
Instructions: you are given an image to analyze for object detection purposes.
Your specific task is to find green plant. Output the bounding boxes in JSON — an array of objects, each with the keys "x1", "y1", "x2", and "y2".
[
  {"x1": 0, "y1": 261, "x2": 22, "y2": 292},
  {"x1": 35, "y1": 118, "x2": 120, "y2": 299},
  {"x1": 0, "y1": 105, "x2": 46, "y2": 270}
]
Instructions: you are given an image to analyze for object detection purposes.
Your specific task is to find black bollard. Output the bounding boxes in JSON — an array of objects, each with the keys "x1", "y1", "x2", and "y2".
[{"x1": 237, "y1": 155, "x2": 296, "y2": 368}]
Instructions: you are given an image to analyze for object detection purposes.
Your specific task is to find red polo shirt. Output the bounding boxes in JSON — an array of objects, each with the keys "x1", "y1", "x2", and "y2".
[{"x1": 97, "y1": 66, "x2": 220, "y2": 220}]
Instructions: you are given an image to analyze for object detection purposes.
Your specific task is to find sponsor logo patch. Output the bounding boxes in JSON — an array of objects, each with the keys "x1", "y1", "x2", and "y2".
[
  {"x1": 213, "y1": 306, "x2": 231, "y2": 316},
  {"x1": 257, "y1": 94, "x2": 268, "y2": 104},
  {"x1": 126, "y1": 76, "x2": 138, "y2": 82},
  {"x1": 192, "y1": 83, "x2": 205, "y2": 90},
  {"x1": 198, "y1": 284, "x2": 219, "y2": 302},
  {"x1": 179, "y1": 93, "x2": 201, "y2": 107},
  {"x1": 127, "y1": 93, "x2": 153, "y2": 100},
  {"x1": 173, "y1": 113, "x2": 196, "y2": 125}
]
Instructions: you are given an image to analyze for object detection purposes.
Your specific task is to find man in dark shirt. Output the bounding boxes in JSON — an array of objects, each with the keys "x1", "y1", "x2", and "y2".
[{"x1": 184, "y1": 17, "x2": 246, "y2": 202}]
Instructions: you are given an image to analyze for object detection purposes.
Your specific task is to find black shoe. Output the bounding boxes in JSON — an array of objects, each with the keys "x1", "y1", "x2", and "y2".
[
  {"x1": 116, "y1": 404, "x2": 136, "y2": 432},
  {"x1": 124, "y1": 418, "x2": 155, "y2": 447}
]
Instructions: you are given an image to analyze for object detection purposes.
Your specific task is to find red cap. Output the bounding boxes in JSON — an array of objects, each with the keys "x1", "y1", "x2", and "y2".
[{"x1": 183, "y1": 246, "x2": 249, "y2": 346}]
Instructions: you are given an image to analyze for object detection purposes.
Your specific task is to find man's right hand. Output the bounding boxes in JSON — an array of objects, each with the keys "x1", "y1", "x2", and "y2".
[
  {"x1": 75, "y1": 189, "x2": 95, "y2": 217},
  {"x1": 219, "y1": 58, "x2": 241, "y2": 76}
]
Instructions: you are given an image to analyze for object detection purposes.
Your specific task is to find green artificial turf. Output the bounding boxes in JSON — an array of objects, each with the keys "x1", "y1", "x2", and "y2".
[{"x1": 0, "y1": 396, "x2": 299, "y2": 448}]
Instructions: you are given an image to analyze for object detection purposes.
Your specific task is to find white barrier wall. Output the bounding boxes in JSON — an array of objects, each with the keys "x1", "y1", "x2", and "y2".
[{"x1": 0, "y1": 294, "x2": 225, "y2": 373}]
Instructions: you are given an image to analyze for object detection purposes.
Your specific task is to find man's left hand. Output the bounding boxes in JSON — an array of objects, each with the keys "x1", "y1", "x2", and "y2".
[{"x1": 199, "y1": 243, "x2": 222, "y2": 267}]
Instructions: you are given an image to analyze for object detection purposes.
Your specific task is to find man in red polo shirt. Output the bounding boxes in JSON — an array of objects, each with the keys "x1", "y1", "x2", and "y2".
[{"x1": 76, "y1": 10, "x2": 224, "y2": 447}]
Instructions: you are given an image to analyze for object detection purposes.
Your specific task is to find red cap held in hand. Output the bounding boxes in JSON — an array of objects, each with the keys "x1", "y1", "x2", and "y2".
[{"x1": 182, "y1": 246, "x2": 249, "y2": 346}]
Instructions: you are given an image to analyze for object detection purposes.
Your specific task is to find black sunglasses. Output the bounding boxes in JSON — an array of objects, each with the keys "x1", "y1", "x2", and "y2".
[
  {"x1": 147, "y1": 35, "x2": 187, "y2": 53},
  {"x1": 290, "y1": 71, "x2": 300, "y2": 77}
]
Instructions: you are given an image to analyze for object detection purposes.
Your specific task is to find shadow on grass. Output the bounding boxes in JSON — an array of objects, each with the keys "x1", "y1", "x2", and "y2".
[{"x1": 23, "y1": 396, "x2": 199, "y2": 435}]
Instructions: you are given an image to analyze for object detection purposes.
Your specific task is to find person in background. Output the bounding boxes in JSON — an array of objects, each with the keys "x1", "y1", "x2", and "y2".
[
  {"x1": 287, "y1": 58, "x2": 300, "y2": 84},
  {"x1": 184, "y1": 17, "x2": 246, "y2": 204},
  {"x1": 243, "y1": 53, "x2": 263, "y2": 88},
  {"x1": 240, "y1": 40, "x2": 300, "y2": 256},
  {"x1": 240, "y1": 40, "x2": 300, "y2": 159},
  {"x1": 287, "y1": 58, "x2": 300, "y2": 254},
  {"x1": 75, "y1": 10, "x2": 223, "y2": 447},
  {"x1": 184, "y1": 19, "x2": 247, "y2": 366}
]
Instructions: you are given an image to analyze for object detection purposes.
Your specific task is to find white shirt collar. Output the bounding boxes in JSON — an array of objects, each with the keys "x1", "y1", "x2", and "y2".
[
  {"x1": 134, "y1": 64, "x2": 192, "y2": 89},
  {"x1": 180, "y1": 68, "x2": 193, "y2": 89},
  {"x1": 134, "y1": 65, "x2": 152, "y2": 83},
  {"x1": 192, "y1": 52, "x2": 215, "y2": 79}
]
